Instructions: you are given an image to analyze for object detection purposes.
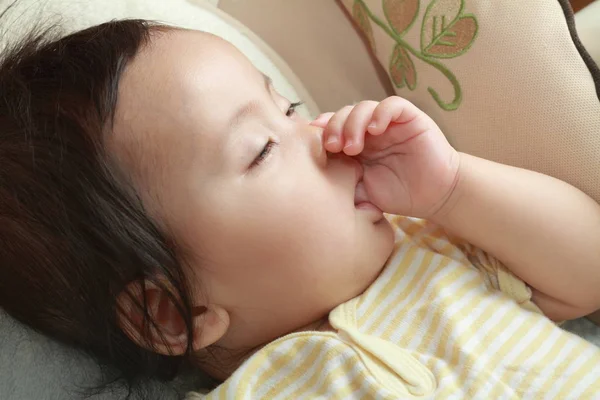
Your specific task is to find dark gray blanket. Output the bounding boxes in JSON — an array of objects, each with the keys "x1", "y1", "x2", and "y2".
[{"x1": 0, "y1": 310, "x2": 192, "y2": 400}]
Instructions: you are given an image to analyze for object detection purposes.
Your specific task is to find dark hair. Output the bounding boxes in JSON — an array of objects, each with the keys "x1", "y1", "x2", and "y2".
[{"x1": 0, "y1": 12, "x2": 198, "y2": 393}]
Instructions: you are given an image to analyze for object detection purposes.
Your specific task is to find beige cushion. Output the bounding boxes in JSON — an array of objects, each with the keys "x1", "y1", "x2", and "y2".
[
  {"x1": 218, "y1": 0, "x2": 395, "y2": 112},
  {"x1": 340, "y1": 0, "x2": 600, "y2": 203}
]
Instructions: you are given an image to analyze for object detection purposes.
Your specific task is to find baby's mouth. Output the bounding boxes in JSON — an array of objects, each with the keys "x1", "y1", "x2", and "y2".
[
  {"x1": 354, "y1": 180, "x2": 384, "y2": 220},
  {"x1": 354, "y1": 180, "x2": 371, "y2": 206}
]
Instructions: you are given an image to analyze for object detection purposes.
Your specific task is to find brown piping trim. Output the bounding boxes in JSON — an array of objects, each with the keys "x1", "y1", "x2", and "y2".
[{"x1": 557, "y1": 0, "x2": 600, "y2": 100}]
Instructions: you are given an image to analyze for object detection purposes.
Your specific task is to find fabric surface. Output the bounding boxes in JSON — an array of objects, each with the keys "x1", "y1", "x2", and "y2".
[
  {"x1": 0, "y1": 0, "x2": 313, "y2": 399},
  {"x1": 188, "y1": 216, "x2": 600, "y2": 399},
  {"x1": 0, "y1": 309, "x2": 195, "y2": 400},
  {"x1": 218, "y1": 0, "x2": 395, "y2": 112},
  {"x1": 340, "y1": 0, "x2": 600, "y2": 205}
]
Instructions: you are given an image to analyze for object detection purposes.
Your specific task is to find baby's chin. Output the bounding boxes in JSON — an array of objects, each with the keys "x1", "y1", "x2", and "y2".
[
  {"x1": 354, "y1": 225, "x2": 395, "y2": 294},
  {"x1": 369, "y1": 218, "x2": 396, "y2": 272}
]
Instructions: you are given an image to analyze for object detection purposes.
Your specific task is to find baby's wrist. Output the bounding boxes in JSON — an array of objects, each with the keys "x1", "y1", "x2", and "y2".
[{"x1": 429, "y1": 152, "x2": 469, "y2": 228}]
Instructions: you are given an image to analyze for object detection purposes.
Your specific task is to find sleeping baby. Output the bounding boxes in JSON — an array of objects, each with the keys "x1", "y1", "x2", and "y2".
[{"x1": 1, "y1": 19, "x2": 599, "y2": 399}]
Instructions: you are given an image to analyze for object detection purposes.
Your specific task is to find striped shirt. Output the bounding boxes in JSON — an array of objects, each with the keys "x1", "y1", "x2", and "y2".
[{"x1": 188, "y1": 216, "x2": 600, "y2": 399}]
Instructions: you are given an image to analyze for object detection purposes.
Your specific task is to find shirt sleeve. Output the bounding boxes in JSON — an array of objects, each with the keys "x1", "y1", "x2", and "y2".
[
  {"x1": 455, "y1": 240, "x2": 544, "y2": 316},
  {"x1": 388, "y1": 215, "x2": 543, "y2": 316}
]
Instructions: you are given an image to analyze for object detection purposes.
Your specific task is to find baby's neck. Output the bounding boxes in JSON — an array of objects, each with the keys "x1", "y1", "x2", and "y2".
[{"x1": 200, "y1": 316, "x2": 335, "y2": 382}]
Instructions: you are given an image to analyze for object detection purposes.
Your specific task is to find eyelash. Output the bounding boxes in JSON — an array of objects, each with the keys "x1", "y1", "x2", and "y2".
[
  {"x1": 251, "y1": 140, "x2": 277, "y2": 168},
  {"x1": 251, "y1": 101, "x2": 303, "y2": 168},
  {"x1": 286, "y1": 101, "x2": 303, "y2": 117}
]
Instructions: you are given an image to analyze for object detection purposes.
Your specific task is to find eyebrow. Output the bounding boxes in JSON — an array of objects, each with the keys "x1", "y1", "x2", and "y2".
[{"x1": 228, "y1": 73, "x2": 273, "y2": 128}]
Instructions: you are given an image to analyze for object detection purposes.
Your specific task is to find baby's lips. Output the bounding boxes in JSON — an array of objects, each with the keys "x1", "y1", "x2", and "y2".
[{"x1": 354, "y1": 180, "x2": 370, "y2": 205}]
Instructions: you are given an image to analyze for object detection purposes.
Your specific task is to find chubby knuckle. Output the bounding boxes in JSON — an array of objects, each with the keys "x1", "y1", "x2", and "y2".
[{"x1": 340, "y1": 105, "x2": 354, "y2": 113}]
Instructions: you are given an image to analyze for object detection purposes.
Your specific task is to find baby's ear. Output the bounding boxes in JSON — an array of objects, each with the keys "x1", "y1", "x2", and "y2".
[{"x1": 116, "y1": 280, "x2": 230, "y2": 355}]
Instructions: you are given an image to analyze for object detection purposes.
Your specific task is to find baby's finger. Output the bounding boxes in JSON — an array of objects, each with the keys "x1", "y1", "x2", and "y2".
[
  {"x1": 341, "y1": 100, "x2": 378, "y2": 156},
  {"x1": 323, "y1": 105, "x2": 354, "y2": 153},
  {"x1": 367, "y1": 96, "x2": 423, "y2": 135},
  {"x1": 310, "y1": 112, "x2": 334, "y2": 128}
]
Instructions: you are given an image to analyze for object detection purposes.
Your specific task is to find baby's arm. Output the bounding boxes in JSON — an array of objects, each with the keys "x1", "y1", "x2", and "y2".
[
  {"x1": 312, "y1": 97, "x2": 600, "y2": 321},
  {"x1": 433, "y1": 153, "x2": 600, "y2": 321}
]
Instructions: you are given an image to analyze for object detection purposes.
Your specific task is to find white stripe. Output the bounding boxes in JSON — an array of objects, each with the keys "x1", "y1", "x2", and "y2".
[
  {"x1": 254, "y1": 339, "x2": 319, "y2": 399},
  {"x1": 460, "y1": 311, "x2": 528, "y2": 395},
  {"x1": 543, "y1": 346, "x2": 596, "y2": 400},
  {"x1": 407, "y1": 271, "x2": 479, "y2": 350},
  {"x1": 381, "y1": 263, "x2": 466, "y2": 339},
  {"x1": 522, "y1": 338, "x2": 579, "y2": 397},
  {"x1": 361, "y1": 250, "x2": 432, "y2": 331},
  {"x1": 508, "y1": 324, "x2": 563, "y2": 392},
  {"x1": 473, "y1": 318, "x2": 547, "y2": 399},
  {"x1": 274, "y1": 340, "x2": 339, "y2": 400},
  {"x1": 567, "y1": 361, "x2": 600, "y2": 399},
  {"x1": 424, "y1": 284, "x2": 486, "y2": 356}
]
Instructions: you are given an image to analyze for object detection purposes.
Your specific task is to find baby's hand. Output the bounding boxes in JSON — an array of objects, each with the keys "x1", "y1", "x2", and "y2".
[{"x1": 311, "y1": 96, "x2": 460, "y2": 218}]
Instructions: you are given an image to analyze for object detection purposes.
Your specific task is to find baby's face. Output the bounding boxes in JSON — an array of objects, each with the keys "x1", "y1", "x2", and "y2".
[{"x1": 112, "y1": 30, "x2": 394, "y2": 349}]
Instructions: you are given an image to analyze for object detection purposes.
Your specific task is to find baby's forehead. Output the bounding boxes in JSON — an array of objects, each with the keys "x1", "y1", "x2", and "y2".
[
  {"x1": 121, "y1": 29, "x2": 260, "y2": 114},
  {"x1": 109, "y1": 29, "x2": 260, "y2": 196}
]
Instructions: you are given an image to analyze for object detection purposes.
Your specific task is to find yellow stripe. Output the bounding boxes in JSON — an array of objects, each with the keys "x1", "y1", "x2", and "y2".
[
  {"x1": 490, "y1": 316, "x2": 540, "y2": 366},
  {"x1": 389, "y1": 215, "x2": 405, "y2": 227},
  {"x1": 445, "y1": 296, "x2": 504, "y2": 367},
  {"x1": 263, "y1": 339, "x2": 325, "y2": 399},
  {"x1": 512, "y1": 332, "x2": 568, "y2": 394},
  {"x1": 375, "y1": 250, "x2": 441, "y2": 339},
  {"x1": 522, "y1": 336, "x2": 584, "y2": 395},
  {"x1": 485, "y1": 323, "x2": 550, "y2": 398},
  {"x1": 419, "y1": 276, "x2": 481, "y2": 352},
  {"x1": 218, "y1": 383, "x2": 227, "y2": 400},
  {"x1": 555, "y1": 344, "x2": 600, "y2": 398},
  {"x1": 440, "y1": 241, "x2": 466, "y2": 260},
  {"x1": 397, "y1": 218, "x2": 427, "y2": 236},
  {"x1": 334, "y1": 371, "x2": 368, "y2": 399},
  {"x1": 234, "y1": 344, "x2": 273, "y2": 398},
  {"x1": 433, "y1": 289, "x2": 490, "y2": 359},
  {"x1": 311, "y1": 353, "x2": 362, "y2": 399},
  {"x1": 357, "y1": 245, "x2": 421, "y2": 326},
  {"x1": 457, "y1": 306, "x2": 517, "y2": 384},
  {"x1": 381, "y1": 257, "x2": 454, "y2": 341},
  {"x1": 293, "y1": 343, "x2": 346, "y2": 398},
  {"x1": 253, "y1": 338, "x2": 312, "y2": 392},
  {"x1": 499, "y1": 328, "x2": 555, "y2": 387}
]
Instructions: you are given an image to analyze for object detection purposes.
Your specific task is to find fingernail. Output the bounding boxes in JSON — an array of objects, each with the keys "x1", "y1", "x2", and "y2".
[
  {"x1": 344, "y1": 140, "x2": 354, "y2": 149},
  {"x1": 368, "y1": 122, "x2": 377, "y2": 130},
  {"x1": 326, "y1": 136, "x2": 338, "y2": 146}
]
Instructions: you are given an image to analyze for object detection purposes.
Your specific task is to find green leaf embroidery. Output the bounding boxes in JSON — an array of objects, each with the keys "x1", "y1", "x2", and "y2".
[
  {"x1": 389, "y1": 44, "x2": 417, "y2": 90},
  {"x1": 352, "y1": 0, "x2": 478, "y2": 111},
  {"x1": 353, "y1": 0, "x2": 376, "y2": 52},
  {"x1": 421, "y1": 0, "x2": 477, "y2": 58},
  {"x1": 383, "y1": 0, "x2": 420, "y2": 37}
]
